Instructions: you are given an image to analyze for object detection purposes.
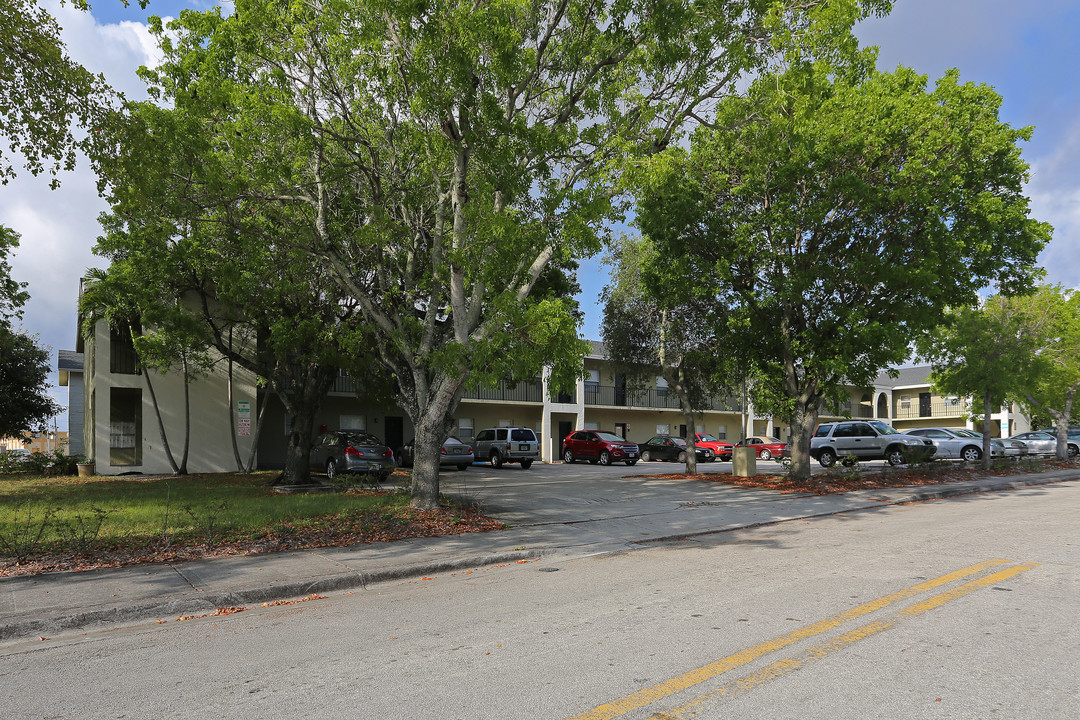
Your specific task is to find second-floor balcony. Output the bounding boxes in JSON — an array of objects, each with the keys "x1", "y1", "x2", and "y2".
[
  {"x1": 893, "y1": 399, "x2": 970, "y2": 420},
  {"x1": 583, "y1": 384, "x2": 740, "y2": 412}
]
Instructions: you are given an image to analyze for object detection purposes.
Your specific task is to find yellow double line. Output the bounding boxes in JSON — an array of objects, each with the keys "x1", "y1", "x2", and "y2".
[{"x1": 566, "y1": 559, "x2": 1039, "y2": 720}]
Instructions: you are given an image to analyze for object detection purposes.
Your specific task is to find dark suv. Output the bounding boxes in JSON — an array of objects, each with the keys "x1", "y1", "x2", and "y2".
[
  {"x1": 561, "y1": 430, "x2": 639, "y2": 466},
  {"x1": 810, "y1": 420, "x2": 935, "y2": 467},
  {"x1": 473, "y1": 427, "x2": 539, "y2": 469}
]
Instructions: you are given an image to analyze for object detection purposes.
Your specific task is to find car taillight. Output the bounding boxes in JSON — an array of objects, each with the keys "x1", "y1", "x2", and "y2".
[
  {"x1": 440, "y1": 447, "x2": 447, "y2": 455},
  {"x1": 345, "y1": 446, "x2": 364, "y2": 456},
  {"x1": 505, "y1": 442, "x2": 511, "y2": 451},
  {"x1": 383, "y1": 449, "x2": 394, "y2": 458}
]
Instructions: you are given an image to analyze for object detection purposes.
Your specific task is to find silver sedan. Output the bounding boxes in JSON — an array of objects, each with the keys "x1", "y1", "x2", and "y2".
[
  {"x1": 903, "y1": 427, "x2": 1002, "y2": 461},
  {"x1": 1009, "y1": 431, "x2": 1079, "y2": 457}
]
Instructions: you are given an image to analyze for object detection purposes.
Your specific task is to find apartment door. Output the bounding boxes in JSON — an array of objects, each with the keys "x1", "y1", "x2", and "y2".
[
  {"x1": 919, "y1": 392, "x2": 932, "y2": 417},
  {"x1": 384, "y1": 416, "x2": 404, "y2": 453},
  {"x1": 614, "y1": 423, "x2": 628, "y2": 439}
]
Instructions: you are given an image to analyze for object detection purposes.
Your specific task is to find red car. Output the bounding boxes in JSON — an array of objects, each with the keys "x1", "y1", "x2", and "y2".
[
  {"x1": 694, "y1": 433, "x2": 733, "y2": 461},
  {"x1": 562, "y1": 430, "x2": 639, "y2": 466},
  {"x1": 734, "y1": 435, "x2": 787, "y2": 460}
]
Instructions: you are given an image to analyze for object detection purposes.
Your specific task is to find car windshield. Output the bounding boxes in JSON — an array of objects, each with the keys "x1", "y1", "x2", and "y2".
[
  {"x1": 870, "y1": 421, "x2": 900, "y2": 435},
  {"x1": 596, "y1": 432, "x2": 627, "y2": 442},
  {"x1": 953, "y1": 429, "x2": 981, "y2": 439},
  {"x1": 698, "y1": 434, "x2": 719, "y2": 442}
]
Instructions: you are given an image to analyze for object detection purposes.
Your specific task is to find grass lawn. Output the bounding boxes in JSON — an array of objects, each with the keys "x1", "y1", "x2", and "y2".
[{"x1": 0, "y1": 470, "x2": 504, "y2": 576}]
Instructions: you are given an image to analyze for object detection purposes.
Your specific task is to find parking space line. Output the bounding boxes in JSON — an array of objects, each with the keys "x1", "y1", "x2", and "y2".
[{"x1": 564, "y1": 559, "x2": 1010, "y2": 720}]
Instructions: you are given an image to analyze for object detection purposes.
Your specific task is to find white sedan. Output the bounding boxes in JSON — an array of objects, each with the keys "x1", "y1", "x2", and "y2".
[{"x1": 903, "y1": 427, "x2": 1003, "y2": 462}]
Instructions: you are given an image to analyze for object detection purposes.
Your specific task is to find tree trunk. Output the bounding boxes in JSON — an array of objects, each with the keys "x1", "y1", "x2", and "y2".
[
  {"x1": 142, "y1": 369, "x2": 182, "y2": 475},
  {"x1": 981, "y1": 388, "x2": 993, "y2": 470},
  {"x1": 405, "y1": 372, "x2": 464, "y2": 510},
  {"x1": 271, "y1": 365, "x2": 337, "y2": 485},
  {"x1": 674, "y1": 384, "x2": 698, "y2": 474},
  {"x1": 787, "y1": 401, "x2": 818, "y2": 483}
]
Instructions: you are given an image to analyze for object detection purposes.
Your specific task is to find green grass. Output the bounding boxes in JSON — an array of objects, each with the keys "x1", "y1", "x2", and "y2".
[{"x1": 0, "y1": 470, "x2": 411, "y2": 553}]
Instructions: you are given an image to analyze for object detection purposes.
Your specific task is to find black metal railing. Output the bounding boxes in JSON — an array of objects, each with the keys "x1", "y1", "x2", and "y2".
[
  {"x1": 893, "y1": 400, "x2": 969, "y2": 419},
  {"x1": 584, "y1": 385, "x2": 739, "y2": 412},
  {"x1": 462, "y1": 380, "x2": 545, "y2": 404}
]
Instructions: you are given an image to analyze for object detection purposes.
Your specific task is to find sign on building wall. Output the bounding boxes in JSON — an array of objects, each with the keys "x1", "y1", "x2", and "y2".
[{"x1": 237, "y1": 401, "x2": 251, "y2": 437}]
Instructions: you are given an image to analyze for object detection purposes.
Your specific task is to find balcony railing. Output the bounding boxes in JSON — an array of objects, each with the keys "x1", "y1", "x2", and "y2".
[
  {"x1": 462, "y1": 381, "x2": 545, "y2": 404},
  {"x1": 893, "y1": 400, "x2": 969, "y2": 420},
  {"x1": 584, "y1": 385, "x2": 740, "y2": 412},
  {"x1": 823, "y1": 404, "x2": 875, "y2": 419}
]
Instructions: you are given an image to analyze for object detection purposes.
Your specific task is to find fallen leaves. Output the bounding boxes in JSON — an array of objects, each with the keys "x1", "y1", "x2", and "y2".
[
  {"x1": 0, "y1": 498, "x2": 504, "y2": 577},
  {"x1": 176, "y1": 606, "x2": 247, "y2": 622},
  {"x1": 261, "y1": 593, "x2": 326, "y2": 607}
]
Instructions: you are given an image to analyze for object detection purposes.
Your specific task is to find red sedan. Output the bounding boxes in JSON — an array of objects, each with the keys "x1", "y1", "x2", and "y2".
[{"x1": 734, "y1": 435, "x2": 787, "y2": 460}]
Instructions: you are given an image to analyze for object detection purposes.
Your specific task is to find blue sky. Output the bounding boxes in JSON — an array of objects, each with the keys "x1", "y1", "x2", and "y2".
[{"x1": 4, "y1": 0, "x2": 1079, "y2": 429}]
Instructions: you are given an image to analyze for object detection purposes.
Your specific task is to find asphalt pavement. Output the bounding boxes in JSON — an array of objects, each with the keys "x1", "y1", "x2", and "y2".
[{"x1": 2, "y1": 461, "x2": 1077, "y2": 642}]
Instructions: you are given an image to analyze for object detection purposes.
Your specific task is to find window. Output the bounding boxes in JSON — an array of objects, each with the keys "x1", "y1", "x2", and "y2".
[
  {"x1": 340, "y1": 415, "x2": 365, "y2": 430},
  {"x1": 944, "y1": 396, "x2": 961, "y2": 407},
  {"x1": 716, "y1": 424, "x2": 727, "y2": 440},
  {"x1": 656, "y1": 424, "x2": 670, "y2": 435},
  {"x1": 475, "y1": 429, "x2": 495, "y2": 442},
  {"x1": 584, "y1": 421, "x2": 599, "y2": 431},
  {"x1": 110, "y1": 325, "x2": 140, "y2": 374},
  {"x1": 109, "y1": 387, "x2": 141, "y2": 466},
  {"x1": 656, "y1": 376, "x2": 668, "y2": 397},
  {"x1": 458, "y1": 418, "x2": 474, "y2": 439},
  {"x1": 899, "y1": 395, "x2": 912, "y2": 410}
]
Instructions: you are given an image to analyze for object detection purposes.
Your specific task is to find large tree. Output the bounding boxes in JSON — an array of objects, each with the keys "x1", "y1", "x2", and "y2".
[
  {"x1": 1008, "y1": 286, "x2": 1080, "y2": 459},
  {"x1": 0, "y1": 0, "x2": 107, "y2": 187},
  {"x1": 601, "y1": 234, "x2": 735, "y2": 473},
  {"x1": 638, "y1": 61, "x2": 1050, "y2": 481},
  {"x1": 97, "y1": 0, "x2": 891, "y2": 508},
  {"x1": 0, "y1": 227, "x2": 59, "y2": 438},
  {"x1": 920, "y1": 297, "x2": 1038, "y2": 468}
]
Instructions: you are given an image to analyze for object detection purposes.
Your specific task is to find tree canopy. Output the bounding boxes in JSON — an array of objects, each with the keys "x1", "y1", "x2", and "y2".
[
  {"x1": 88, "y1": 0, "x2": 891, "y2": 505},
  {"x1": 638, "y1": 60, "x2": 1051, "y2": 480}
]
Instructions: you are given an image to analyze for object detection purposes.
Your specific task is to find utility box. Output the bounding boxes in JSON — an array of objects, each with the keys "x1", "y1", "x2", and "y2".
[{"x1": 732, "y1": 446, "x2": 757, "y2": 477}]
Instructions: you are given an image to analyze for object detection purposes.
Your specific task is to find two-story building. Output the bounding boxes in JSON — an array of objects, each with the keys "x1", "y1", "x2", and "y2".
[{"x1": 60, "y1": 318, "x2": 1031, "y2": 475}]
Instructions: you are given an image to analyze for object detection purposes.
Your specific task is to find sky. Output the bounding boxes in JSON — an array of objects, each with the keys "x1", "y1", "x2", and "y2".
[{"x1": 4, "y1": 0, "x2": 1080, "y2": 431}]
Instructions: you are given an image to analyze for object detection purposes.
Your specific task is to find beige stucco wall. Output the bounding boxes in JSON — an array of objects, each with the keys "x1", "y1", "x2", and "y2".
[{"x1": 88, "y1": 320, "x2": 259, "y2": 475}]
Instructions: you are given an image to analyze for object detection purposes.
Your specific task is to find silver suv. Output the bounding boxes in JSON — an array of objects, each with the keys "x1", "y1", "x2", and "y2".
[
  {"x1": 472, "y1": 427, "x2": 539, "y2": 469},
  {"x1": 810, "y1": 420, "x2": 935, "y2": 467}
]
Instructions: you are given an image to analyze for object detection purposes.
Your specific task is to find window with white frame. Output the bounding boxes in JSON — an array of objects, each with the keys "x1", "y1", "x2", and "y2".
[
  {"x1": 656, "y1": 376, "x2": 668, "y2": 397},
  {"x1": 716, "y1": 424, "x2": 727, "y2": 440},
  {"x1": 584, "y1": 421, "x2": 599, "y2": 431},
  {"x1": 900, "y1": 395, "x2": 912, "y2": 410},
  {"x1": 656, "y1": 423, "x2": 670, "y2": 435},
  {"x1": 458, "y1": 418, "x2": 474, "y2": 439}
]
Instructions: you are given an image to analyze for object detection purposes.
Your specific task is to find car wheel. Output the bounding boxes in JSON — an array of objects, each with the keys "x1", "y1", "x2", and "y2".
[
  {"x1": 457, "y1": 464, "x2": 470, "y2": 471},
  {"x1": 677, "y1": 450, "x2": 687, "y2": 463},
  {"x1": 625, "y1": 459, "x2": 637, "y2": 466},
  {"x1": 961, "y1": 445, "x2": 982, "y2": 462},
  {"x1": 563, "y1": 448, "x2": 575, "y2": 463},
  {"x1": 759, "y1": 449, "x2": 772, "y2": 460},
  {"x1": 641, "y1": 450, "x2": 652, "y2": 462},
  {"x1": 490, "y1": 451, "x2": 503, "y2": 468},
  {"x1": 818, "y1": 448, "x2": 836, "y2": 468},
  {"x1": 886, "y1": 446, "x2": 906, "y2": 466},
  {"x1": 520, "y1": 459, "x2": 533, "y2": 469},
  {"x1": 1068, "y1": 444, "x2": 1079, "y2": 458},
  {"x1": 598, "y1": 451, "x2": 611, "y2": 466},
  {"x1": 326, "y1": 459, "x2": 337, "y2": 480}
]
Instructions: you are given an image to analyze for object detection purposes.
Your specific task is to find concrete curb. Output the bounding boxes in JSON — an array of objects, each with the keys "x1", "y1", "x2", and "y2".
[{"x1": 0, "y1": 549, "x2": 542, "y2": 642}]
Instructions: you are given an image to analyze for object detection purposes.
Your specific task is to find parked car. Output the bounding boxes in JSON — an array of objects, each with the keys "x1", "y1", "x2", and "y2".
[
  {"x1": 561, "y1": 431, "x2": 639, "y2": 466},
  {"x1": 693, "y1": 433, "x2": 733, "y2": 461},
  {"x1": 810, "y1": 420, "x2": 935, "y2": 467},
  {"x1": 1008, "y1": 431, "x2": 1079, "y2": 457},
  {"x1": 996, "y1": 437, "x2": 1029, "y2": 457},
  {"x1": 733, "y1": 436, "x2": 787, "y2": 461},
  {"x1": 639, "y1": 436, "x2": 714, "y2": 463},
  {"x1": 903, "y1": 427, "x2": 1004, "y2": 461},
  {"x1": 397, "y1": 436, "x2": 474, "y2": 470},
  {"x1": 309, "y1": 430, "x2": 395, "y2": 482},
  {"x1": 472, "y1": 427, "x2": 539, "y2": 468}
]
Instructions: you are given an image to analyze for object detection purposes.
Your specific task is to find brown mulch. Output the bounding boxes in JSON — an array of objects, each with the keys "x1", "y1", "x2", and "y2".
[
  {"x1": 0, "y1": 500, "x2": 505, "y2": 578},
  {"x1": 641, "y1": 458, "x2": 1079, "y2": 496}
]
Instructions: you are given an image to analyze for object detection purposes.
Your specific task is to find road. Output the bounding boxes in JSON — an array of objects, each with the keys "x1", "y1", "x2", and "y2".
[{"x1": 1, "y1": 481, "x2": 1076, "y2": 719}]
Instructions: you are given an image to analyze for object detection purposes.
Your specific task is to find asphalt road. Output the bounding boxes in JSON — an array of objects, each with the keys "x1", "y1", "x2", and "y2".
[{"x1": 1, "y1": 476, "x2": 1075, "y2": 719}]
